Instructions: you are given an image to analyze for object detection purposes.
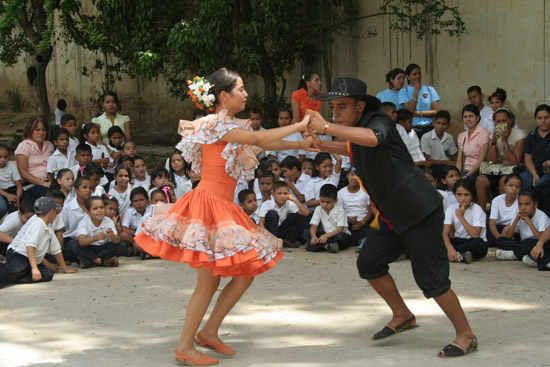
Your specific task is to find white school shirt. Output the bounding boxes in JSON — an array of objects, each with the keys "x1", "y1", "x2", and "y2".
[
  {"x1": 479, "y1": 105, "x2": 495, "y2": 135},
  {"x1": 8, "y1": 215, "x2": 61, "y2": 263},
  {"x1": 304, "y1": 172, "x2": 341, "y2": 202},
  {"x1": 52, "y1": 213, "x2": 65, "y2": 232},
  {"x1": 0, "y1": 161, "x2": 21, "y2": 190},
  {"x1": 46, "y1": 148, "x2": 76, "y2": 175},
  {"x1": 253, "y1": 177, "x2": 284, "y2": 202},
  {"x1": 62, "y1": 196, "x2": 88, "y2": 238},
  {"x1": 258, "y1": 199, "x2": 299, "y2": 226},
  {"x1": 85, "y1": 142, "x2": 112, "y2": 161},
  {"x1": 68, "y1": 137, "x2": 79, "y2": 155},
  {"x1": 310, "y1": 204, "x2": 350, "y2": 235},
  {"x1": 174, "y1": 174, "x2": 192, "y2": 199},
  {"x1": 396, "y1": 124, "x2": 425, "y2": 162},
  {"x1": 420, "y1": 129, "x2": 457, "y2": 161},
  {"x1": 133, "y1": 174, "x2": 151, "y2": 190},
  {"x1": 437, "y1": 190, "x2": 458, "y2": 211},
  {"x1": 444, "y1": 203, "x2": 487, "y2": 241},
  {"x1": 489, "y1": 194, "x2": 518, "y2": 226},
  {"x1": 292, "y1": 172, "x2": 311, "y2": 201},
  {"x1": 276, "y1": 132, "x2": 305, "y2": 162},
  {"x1": 249, "y1": 208, "x2": 260, "y2": 224},
  {"x1": 234, "y1": 179, "x2": 250, "y2": 204},
  {"x1": 516, "y1": 209, "x2": 550, "y2": 240},
  {"x1": 0, "y1": 211, "x2": 24, "y2": 238},
  {"x1": 75, "y1": 215, "x2": 118, "y2": 246},
  {"x1": 108, "y1": 185, "x2": 132, "y2": 216},
  {"x1": 337, "y1": 187, "x2": 370, "y2": 221},
  {"x1": 122, "y1": 206, "x2": 150, "y2": 231}
]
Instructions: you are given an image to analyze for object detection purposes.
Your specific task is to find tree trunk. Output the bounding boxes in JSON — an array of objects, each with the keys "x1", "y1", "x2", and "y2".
[{"x1": 28, "y1": 49, "x2": 52, "y2": 120}]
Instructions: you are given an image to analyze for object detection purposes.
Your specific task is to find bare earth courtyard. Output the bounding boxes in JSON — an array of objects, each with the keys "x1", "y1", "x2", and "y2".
[{"x1": 1, "y1": 249, "x2": 549, "y2": 367}]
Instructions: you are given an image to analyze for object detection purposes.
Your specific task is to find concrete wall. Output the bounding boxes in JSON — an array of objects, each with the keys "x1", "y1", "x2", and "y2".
[{"x1": 0, "y1": 0, "x2": 548, "y2": 142}]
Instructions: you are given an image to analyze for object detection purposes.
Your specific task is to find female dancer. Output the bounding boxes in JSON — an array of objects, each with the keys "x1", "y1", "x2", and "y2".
[{"x1": 135, "y1": 67, "x2": 313, "y2": 365}]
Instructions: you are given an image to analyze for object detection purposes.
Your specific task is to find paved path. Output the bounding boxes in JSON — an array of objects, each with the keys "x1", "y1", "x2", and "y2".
[{"x1": 1, "y1": 249, "x2": 549, "y2": 367}]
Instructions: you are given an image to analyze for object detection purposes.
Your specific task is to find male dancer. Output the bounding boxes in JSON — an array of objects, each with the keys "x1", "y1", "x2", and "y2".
[{"x1": 306, "y1": 77, "x2": 477, "y2": 357}]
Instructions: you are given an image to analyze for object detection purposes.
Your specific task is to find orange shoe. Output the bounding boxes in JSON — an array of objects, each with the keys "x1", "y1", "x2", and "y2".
[
  {"x1": 174, "y1": 350, "x2": 219, "y2": 366},
  {"x1": 196, "y1": 332, "x2": 236, "y2": 357}
]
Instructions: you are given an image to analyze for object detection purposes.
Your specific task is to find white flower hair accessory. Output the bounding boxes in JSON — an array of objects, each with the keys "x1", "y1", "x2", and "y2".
[{"x1": 186, "y1": 76, "x2": 216, "y2": 112}]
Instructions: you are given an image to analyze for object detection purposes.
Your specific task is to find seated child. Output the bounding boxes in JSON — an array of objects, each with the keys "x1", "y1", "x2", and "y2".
[
  {"x1": 70, "y1": 143, "x2": 93, "y2": 179},
  {"x1": 256, "y1": 172, "x2": 274, "y2": 204},
  {"x1": 306, "y1": 184, "x2": 353, "y2": 253},
  {"x1": 47, "y1": 126, "x2": 75, "y2": 180},
  {"x1": 381, "y1": 101, "x2": 397, "y2": 121},
  {"x1": 301, "y1": 158, "x2": 314, "y2": 177},
  {"x1": 122, "y1": 141, "x2": 137, "y2": 158},
  {"x1": 305, "y1": 153, "x2": 342, "y2": 210},
  {"x1": 396, "y1": 109, "x2": 427, "y2": 166},
  {"x1": 61, "y1": 176, "x2": 92, "y2": 263},
  {"x1": 420, "y1": 110, "x2": 457, "y2": 175},
  {"x1": 75, "y1": 196, "x2": 120, "y2": 267},
  {"x1": 149, "y1": 168, "x2": 176, "y2": 203},
  {"x1": 259, "y1": 182, "x2": 308, "y2": 247},
  {"x1": 438, "y1": 165, "x2": 460, "y2": 210},
  {"x1": 60, "y1": 114, "x2": 79, "y2": 155},
  {"x1": 280, "y1": 156, "x2": 310, "y2": 203},
  {"x1": 121, "y1": 187, "x2": 150, "y2": 249},
  {"x1": 443, "y1": 179, "x2": 488, "y2": 263},
  {"x1": 529, "y1": 226, "x2": 550, "y2": 270},
  {"x1": 103, "y1": 197, "x2": 122, "y2": 237},
  {"x1": 169, "y1": 151, "x2": 192, "y2": 199},
  {"x1": 0, "y1": 197, "x2": 77, "y2": 287},
  {"x1": 496, "y1": 191, "x2": 550, "y2": 264},
  {"x1": 133, "y1": 156, "x2": 151, "y2": 190},
  {"x1": 0, "y1": 199, "x2": 34, "y2": 255},
  {"x1": 337, "y1": 169, "x2": 372, "y2": 244},
  {"x1": 238, "y1": 189, "x2": 259, "y2": 224},
  {"x1": 55, "y1": 168, "x2": 75, "y2": 202},
  {"x1": 82, "y1": 122, "x2": 112, "y2": 171},
  {"x1": 488, "y1": 174, "x2": 521, "y2": 246},
  {"x1": 83, "y1": 163, "x2": 107, "y2": 197},
  {"x1": 0, "y1": 144, "x2": 23, "y2": 217},
  {"x1": 108, "y1": 166, "x2": 133, "y2": 215},
  {"x1": 107, "y1": 125, "x2": 125, "y2": 161}
]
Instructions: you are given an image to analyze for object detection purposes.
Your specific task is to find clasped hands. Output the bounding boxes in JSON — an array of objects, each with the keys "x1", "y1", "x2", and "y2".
[{"x1": 295, "y1": 109, "x2": 330, "y2": 152}]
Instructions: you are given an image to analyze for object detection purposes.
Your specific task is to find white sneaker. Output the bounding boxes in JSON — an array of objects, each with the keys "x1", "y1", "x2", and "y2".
[
  {"x1": 495, "y1": 249, "x2": 518, "y2": 260},
  {"x1": 522, "y1": 255, "x2": 538, "y2": 267}
]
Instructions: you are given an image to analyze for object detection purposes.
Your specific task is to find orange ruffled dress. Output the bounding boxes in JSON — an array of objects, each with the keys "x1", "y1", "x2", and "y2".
[{"x1": 134, "y1": 110, "x2": 283, "y2": 276}]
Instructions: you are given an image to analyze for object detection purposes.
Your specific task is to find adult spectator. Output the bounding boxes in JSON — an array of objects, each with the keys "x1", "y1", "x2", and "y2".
[
  {"x1": 476, "y1": 108, "x2": 526, "y2": 208},
  {"x1": 521, "y1": 104, "x2": 550, "y2": 190},
  {"x1": 456, "y1": 104, "x2": 489, "y2": 182},
  {"x1": 376, "y1": 68, "x2": 405, "y2": 108},
  {"x1": 291, "y1": 72, "x2": 322, "y2": 123},
  {"x1": 14, "y1": 116, "x2": 54, "y2": 201},
  {"x1": 92, "y1": 91, "x2": 132, "y2": 144},
  {"x1": 398, "y1": 63, "x2": 440, "y2": 138},
  {"x1": 466, "y1": 86, "x2": 494, "y2": 134}
]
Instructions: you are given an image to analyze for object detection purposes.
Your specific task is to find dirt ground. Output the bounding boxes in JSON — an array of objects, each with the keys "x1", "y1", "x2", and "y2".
[{"x1": 0, "y1": 248, "x2": 549, "y2": 367}]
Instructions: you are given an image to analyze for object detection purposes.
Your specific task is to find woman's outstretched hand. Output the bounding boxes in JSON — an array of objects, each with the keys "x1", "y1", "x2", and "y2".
[
  {"x1": 296, "y1": 114, "x2": 311, "y2": 132},
  {"x1": 305, "y1": 109, "x2": 327, "y2": 134}
]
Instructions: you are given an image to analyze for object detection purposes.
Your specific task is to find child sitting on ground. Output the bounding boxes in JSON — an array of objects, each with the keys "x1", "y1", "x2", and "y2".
[
  {"x1": 75, "y1": 196, "x2": 120, "y2": 268},
  {"x1": 0, "y1": 197, "x2": 77, "y2": 287},
  {"x1": 496, "y1": 191, "x2": 550, "y2": 265},
  {"x1": 396, "y1": 109, "x2": 427, "y2": 166},
  {"x1": 305, "y1": 153, "x2": 342, "y2": 210},
  {"x1": 438, "y1": 165, "x2": 460, "y2": 211},
  {"x1": 107, "y1": 126, "x2": 125, "y2": 161},
  {"x1": 337, "y1": 169, "x2": 372, "y2": 244},
  {"x1": 301, "y1": 158, "x2": 314, "y2": 177},
  {"x1": 61, "y1": 175, "x2": 92, "y2": 263},
  {"x1": 60, "y1": 114, "x2": 79, "y2": 155},
  {"x1": 132, "y1": 156, "x2": 150, "y2": 190},
  {"x1": 82, "y1": 122, "x2": 112, "y2": 172},
  {"x1": 0, "y1": 144, "x2": 23, "y2": 217},
  {"x1": 238, "y1": 189, "x2": 259, "y2": 224},
  {"x1": 488, "y1": 174, "x2": 521, "y2": 247},
  {"x1": 169, "y1": 151, "x2": 192, "y2": 199},
  {"x1": 108, "y1": 166, "x2": 133, "y2": 215},
  {"x1": 256, "y1": 172, "x2": 274, "y2": 204},
  {"x1": 121, "y1": 187, "x2": 150, "y2": 252},
  {"x1": 0, "y1": 199, "x2": 34, "y2": 255},
  {"x1": 443, "y1": 179, "x2": 488, "y2": 263},
  {"x1": 530, "y1": 226, "x2": 550, "y2": 270},
  {"x1": 420, "y1": 110, "x2": 457, "y2": 171},
  {"x1": 122, "y1": 141, "x2": 137, "y2": 158},
  {"x1": 47, "y1": 127, "x2": 75, "y2": 180},
  {"x1": 280, "y1": 156, "x2": 310, "y2": 203},
  {"x1": 54, "y1": 168, "x2": 75, "y2": 202},
  {"x1": 307, "y1": 184, "x2": 353, "y2": 253},
  {"x1": 70, "y1": 143, "x2": 93, "y2": 179}
]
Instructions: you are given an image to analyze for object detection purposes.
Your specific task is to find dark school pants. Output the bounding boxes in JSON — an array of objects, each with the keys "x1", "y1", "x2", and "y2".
[
  {"x1": 450, "y1": 237, "x2": 488, "y2": 260},
  {"x1": 356, "y1": 207, "x2": 450, "y2": 298},
  {"x1": 264, "y1": 211, "x2": 305, "y2": 243},
  {"x1": 0, "y1": 249, "x2": 54, "y2": 288},
  {"x1": 496, "y1": 237, "x2": 539, "y2": 260},
  {"x1": 76, "y1": 242, "x2": 116, "y2": 267},
  {"x1": 305, "y1": 225, "x2": 354, "y2": 252}
]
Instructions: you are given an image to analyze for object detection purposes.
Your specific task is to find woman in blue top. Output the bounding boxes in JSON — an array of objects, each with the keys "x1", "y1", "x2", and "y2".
[
  {"x1": 398, "y1": 64, "x2": 440, "y2": 138},
  {"x1": 376, "y1": 68, "x2": 405, "y2": 108}
]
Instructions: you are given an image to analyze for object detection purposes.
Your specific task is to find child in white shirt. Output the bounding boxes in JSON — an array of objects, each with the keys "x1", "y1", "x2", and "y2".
[
  {"x1": 0, "y1": 200, "x2": 34, "y2": 255},
  {"x1": 337, "y1": 169, "x2": 372, "y2": 244},
  {"x1": 106, "y1": 126, "x2": 125, "y2": 162},
  {"x1": 82, "y1": 122, "x2": 113, "y2": 172},
  {"x1": 132, "y1": 156, "x2": 151, "y2": 190},
  {"x1": 488, "y1": 174, "x2": 521, "y2": 246},
  {"x1": 0, "y1": 144, "x2": 23, "y2": 217},
  {"x1": 108, "y1": 166, "x2": 133, "y2": 216},
  {"x1": 238, "y1": 189, "x2": 259, "y2": 224},
  {"x1": 305, "y1": 152, "x2": 341, "y2": 210},
  {"x1": 60, "y1": 114, "x2": 79, "y2": 156},
  {"x1": 47, "y1": 127, "x2": 76, "y2": 180},
  {"x1": 55, "y1": 169, "x2": 75, "y2": 202},
  {"x1": 61, "y1": 176, "x2": 92, "y2": 263},
  {"x1": 169, "y1": 151, "x2": 192, "y2": 199},
  {"x1": 437, "y1": 165, "x2": 460, "y2": 211},
  {"x1": 75, "y1": 196, "x2": 120, "y2": 268},
  {"x1": 280, "y1": 156, "x2": 310, "y2": 203},
  {"x1": 396, "y1": 109, "x2": 427, "y2": 166},
  {"x1": 307, "y1": 184, "x2": 353, "y2": 253},
  {"x1": 443, "y1": 179, "x2": 488, "y2": 263},
  {"x1": 121, "y1": 187, "x2": 150, "y2": 250},
  {"x1": 0, "y1": 197, "x2": 76, "y2": 287},
  {"x1": 259, "y1": 182, "x2": 309, "y2": 247},
  {"x1": 496, "y1": 191, "x2": 550, "y2": 265}
]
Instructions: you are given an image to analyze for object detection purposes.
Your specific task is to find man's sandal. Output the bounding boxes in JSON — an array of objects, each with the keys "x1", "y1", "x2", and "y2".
[
  {"x1": 438, "y1": 337, "x2": 478, "y2": 357},
  {"x1": 174, "y1": 350, "x2": 219, "y2": 365},
  {"x1": 372, "y1": 316, "x2": 418, "y2": 340}
]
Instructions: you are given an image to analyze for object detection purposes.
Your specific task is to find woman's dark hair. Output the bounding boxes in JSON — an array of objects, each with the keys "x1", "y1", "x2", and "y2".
[
  {"x1": 107, "y1": 125, "x2": 125, "y2": 138},
  {"x1": 534, "y1": 104, "x2": 550, "y2": 117},
  {"x1": 462, "y1": 104, "x2": 480, "y2": 117},
  {"x1": 296, "y1": 72, "x2": 318, "y2": 90},
  {"x1": 385, "y1": 68, "x2": 405, "y2": 87},
  {"x1": 84, "y1": 195, "x2": 104, "y2": 210},
  {"x1": 489, "y1": 88, "x2": 507, "y2": 103},
  {"x1": 114, "y1": 165, "x2": 132, "y2": 182},
  {"x1": 452, "y1": 178, "x2": 476, "y2": 199},
  {"x1": 493, "y1": 108, "x2": 516, "y2": 127},
  {"x1": 51, "y1": 126, "x2": 69, "y2": 141},
  {"x1": 130, "y1": 186, "x2": 148, "y2": 201},
  {"x1": 208, "y1": 67, "x2": 240, "y2": 105},
  {"x1": 101, "y1": 91, "x2": 120, "y2": 109},
  {"x1": 467, "y1": 85, "x2": 482, "y2": 95},
  {"x1": 23, "y1": 116, "x2": 48, "y2": 139},
  {"x1": 518, "y1": 190, "x2": 538, "y2": 203},
  {"x1": 404, "y1": 63, "x2": 421, "y2": 78},
  {"x1": 81, "y1": 122, "x2": 100, "y2": 143}
]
